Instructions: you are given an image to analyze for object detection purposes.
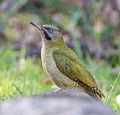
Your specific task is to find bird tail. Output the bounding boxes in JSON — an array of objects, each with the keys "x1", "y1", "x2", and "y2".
[
  {"x1": 93, "y1": 87, "x2": 105, "y2": 99},
  {"x1": 85, "y1": 88, "x2": 105, "y2": 101}
]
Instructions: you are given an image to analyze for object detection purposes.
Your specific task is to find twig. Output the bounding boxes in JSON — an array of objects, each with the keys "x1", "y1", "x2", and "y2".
[
  {"x1": 12, "y1": 82, "x2": 24, "y2": 95},
  {"x1": 105, "y1": 72, "x2": 120, "y2": 103}
]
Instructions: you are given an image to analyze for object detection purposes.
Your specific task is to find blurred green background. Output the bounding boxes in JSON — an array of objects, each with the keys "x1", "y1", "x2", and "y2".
[{"x1": 0, "y1": 0, "x2": 120, "y2": 114}]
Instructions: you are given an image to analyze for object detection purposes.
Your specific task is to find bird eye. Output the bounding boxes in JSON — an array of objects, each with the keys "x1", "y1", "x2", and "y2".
[{"x1": 47, "y1": 28, "x2": 53, "y2": 33}]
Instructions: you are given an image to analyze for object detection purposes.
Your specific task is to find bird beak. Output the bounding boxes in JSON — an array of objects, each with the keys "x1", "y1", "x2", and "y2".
[
  {"x1": 30, "y1": 22, "x2": 47, "y2": 37},
  {"x1": 30, "y1": 22, "x2": 42, "y2": 31},
  {"x1": 30, "y1": 22, "x2": 52, "y2": 40}
]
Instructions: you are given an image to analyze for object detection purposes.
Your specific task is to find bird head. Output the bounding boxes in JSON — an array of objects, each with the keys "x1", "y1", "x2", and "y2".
[{"x1": 30, "y1": 22, "x2": 63, "y2": 46}]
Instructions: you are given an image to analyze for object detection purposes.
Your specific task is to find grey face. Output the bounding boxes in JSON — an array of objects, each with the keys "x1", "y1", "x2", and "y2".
[
  {"x1": 30, "y1": 22, "x2": 61, "y2": 41},
  {"x1": 41, "y1": 25, "x2": 61, "y2": 41}
]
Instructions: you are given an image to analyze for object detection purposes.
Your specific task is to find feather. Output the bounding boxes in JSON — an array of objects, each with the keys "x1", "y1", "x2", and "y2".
[{"x1": 53, "y1": 46, "x2": 104, "y2": 98}]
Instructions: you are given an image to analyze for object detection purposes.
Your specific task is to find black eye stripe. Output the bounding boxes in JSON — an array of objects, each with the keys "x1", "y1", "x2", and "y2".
[{"x1": 43, "y1": 31, "x2": 51, "y2": 40}]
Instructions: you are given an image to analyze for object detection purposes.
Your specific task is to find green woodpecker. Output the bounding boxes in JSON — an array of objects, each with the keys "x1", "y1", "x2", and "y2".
[{"x1": 30, "y1": 22, "x2": 104, "y2": 99}]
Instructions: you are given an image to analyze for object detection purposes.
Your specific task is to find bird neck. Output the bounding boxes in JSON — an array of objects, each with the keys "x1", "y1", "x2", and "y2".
[
  {"x1": 57, "y1": 37, "x2": 64, "y2": 47},
  {"x1": 42, "y1": 37, "x2": 64, "y2": 49}
]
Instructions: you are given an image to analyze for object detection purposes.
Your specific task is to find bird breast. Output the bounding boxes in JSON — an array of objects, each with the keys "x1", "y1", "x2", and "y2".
[{"x1": 41, "y1": 44, "x2": 79, "y2": 88}]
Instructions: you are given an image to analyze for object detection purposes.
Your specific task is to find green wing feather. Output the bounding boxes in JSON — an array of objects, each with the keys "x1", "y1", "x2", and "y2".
[{"x1": 53, "y1": 46, "x2": 104, "y2": 98}]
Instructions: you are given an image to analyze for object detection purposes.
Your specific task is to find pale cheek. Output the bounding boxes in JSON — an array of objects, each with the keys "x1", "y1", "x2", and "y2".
[
  {"x1": 52, "y1": 32, "x2": 61, "y2": 39},
  {"x1": 51, "y1": 34, "x2": 59, "y2": 40}
]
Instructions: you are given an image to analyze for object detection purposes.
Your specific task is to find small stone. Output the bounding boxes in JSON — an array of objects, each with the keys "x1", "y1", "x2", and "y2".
[{"x1": 116, "y1": 94, "x2": 120, "y2": 105}]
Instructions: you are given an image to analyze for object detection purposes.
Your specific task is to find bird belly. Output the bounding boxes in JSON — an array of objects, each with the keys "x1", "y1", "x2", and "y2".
[{"x1": 41, "y1": 48, "x2": 79, "y2": 88}]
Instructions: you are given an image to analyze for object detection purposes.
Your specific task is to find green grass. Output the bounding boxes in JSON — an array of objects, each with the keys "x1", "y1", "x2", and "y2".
[
  {"x1": 0, "y1": 48, "x2": 52, "y2": 100},
  {"x1": 0, "y1": 47, "x2": 120, "y2": 114},
  {"x1": 86, "y1": 58, "x2": 120, "y2": 114}
]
